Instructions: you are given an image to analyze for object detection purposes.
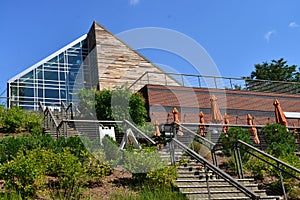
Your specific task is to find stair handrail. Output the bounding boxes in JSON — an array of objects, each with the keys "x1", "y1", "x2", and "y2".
[
  {"x1": 61, "y1": 102, "x2": 74, "y2": 120},
  {"x1": 39, "y1": 102, "x2": 62, "y2": 137},
  {"x1": 175, "y1": 122, "x2": 219, "y2": 166},
  {"x1": 171, "y1": 138, "x2": 260, "y2": 200},
  {"x1": 123, "y1": 119, "x2": 156, "y2": 145},
  {"x1": 175, "y1": 122, "x2": 216, "y2": 149},
  {"x1": 216, "y1": 139, "x2": 300, "y2": 200},
  {"x1": 237, "y1": 139, "x2": 300, "y2": 176},
  {"x1": 237, "y1": 139, "x2": 299, "y2": 200}
]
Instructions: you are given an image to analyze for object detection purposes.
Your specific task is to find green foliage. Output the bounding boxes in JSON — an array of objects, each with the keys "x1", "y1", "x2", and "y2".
[
  {"x1": 123, "y1": 147, "x2": 165, "y2": 178},
  {"x1": 146, "y1": 166, "x2": 177, "y2": 187},
  {"x1": 109, "y1": 186, "x2": 187, "y2": 200},
  {"x1": 102, "y1": 135, "x2": 123, "y2": 167},
  {"x1": 96, "y1": 89, "x2": 113, "y2": 120},
  {"x1": 0, "y1": 105, "x2": 5, "y2": 127},
  {"x1": 0, "y1": 149, "x2": 49, "y2": 198},
  {"x1": 220, "y1": 127, "x2": 253, "y2": 160},
  {"x1": 246, "y1": 58, "x2": 299, "y2": 81},
  {"x1": 129, "y1": 92, "x2": 147, "y2": 125},
  {"x1": 78, "y1": 86, "x2": 147, "y2": 126},
  {"x1": 262, "y1": 123, "x2": 297, "y2": 157},
  {"x1": 244, "y1": 153, "x2": 274, "y2": 180},
  {"x1": 2, "y1": 107, "x2": 26, "y2": 133},
  {"x1": 0, "y1": 106, "x2": 43, "y2": 134},
  {"x1": 24, "y1": 111, "x2": 43, "y2": 135}
]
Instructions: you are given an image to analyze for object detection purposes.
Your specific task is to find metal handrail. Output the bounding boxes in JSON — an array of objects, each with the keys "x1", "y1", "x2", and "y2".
[
  {"x1": 215, "y1": 138, "x2": 300, "y2": 200},
  {"x1": 176, "y1": 122, "x2": 216, "y2": 148},
  {"x1": 175, "y1": 122, "x2": 219, "y2": 166},
  {"x1": 128, "y1": 71, "x2": 300, "y2": 94},
  {"x1": 171, "y1": 138, "x2": 259, "y2": 200},
  {"x1": 237, "y1": 139, "x2": 300, "y2": 174},
  {"x1": 123, "y1": 120, "x2": 156, "y2": 145}
]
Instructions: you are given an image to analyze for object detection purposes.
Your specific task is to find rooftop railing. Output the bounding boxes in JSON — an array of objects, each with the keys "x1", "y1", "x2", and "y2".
[{"x1": 129, "y1": 71, "x2": 300, "y2": 94}]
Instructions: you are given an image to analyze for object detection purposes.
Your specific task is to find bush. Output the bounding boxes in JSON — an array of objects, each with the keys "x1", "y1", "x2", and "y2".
[
  {"x1": 123, "y1": 147, "x2": 165, "y2": 180},
  {"x1": 102, "y1": 135, "x2": 123, "y2": 167},
  {"x1": 220, "y1": 127, "x2": 253, "y2": 161},
  {"x1": 0, "y1": 105, "x2": 5, "y2": 127},
  {"x1": 2, "y1": 107, "x2": 26, "y2": 133},
  {"x1": 263, "y1": 123, "x2": 297, "y2": 157},
  {"x1": 0, "y1": 149, "x2": 50, "y2": 198},
  {"x1": 24, "y1": 111, "x2": 43, "y2": 135},
  {"x1": 146, "y1": 166, "x2": 177, "y2": 187}
]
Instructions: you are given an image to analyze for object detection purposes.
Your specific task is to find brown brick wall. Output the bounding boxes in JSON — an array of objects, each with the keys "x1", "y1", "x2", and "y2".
[{"x1": 141, "y1": 84, "x2": 300, "y2": 126}]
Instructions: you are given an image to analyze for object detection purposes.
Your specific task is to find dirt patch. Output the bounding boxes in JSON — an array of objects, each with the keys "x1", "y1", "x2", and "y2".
[{"x1": 84, "y1": 167, "x2": 133, "y2": 200}]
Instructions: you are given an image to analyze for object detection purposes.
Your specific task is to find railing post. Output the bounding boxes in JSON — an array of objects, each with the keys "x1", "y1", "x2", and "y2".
[
  {"x1": 204, "y1": 164, "x2": 211, "y2": 200},
  {"x1": 278, "y1": 163, "x2": 287, "y2": 200},
  {"x1": 236, "y1": 146, "x2": 244, "y2": 179},
  {"x1": 233, "y1": 142, "x2": 242, "y2": 179},
  {"x1": 214, "y1": 77, "x2": 217, "y2": 89},
  {"x1": 198, "y1": 75, "x2": 201, "y2": 88},
  {"x1": 211, "y1": 148, "x2": 218, "y2": 167},
  {"x1": 170, "y1": 140, "x2": 175, "y2": 165}
]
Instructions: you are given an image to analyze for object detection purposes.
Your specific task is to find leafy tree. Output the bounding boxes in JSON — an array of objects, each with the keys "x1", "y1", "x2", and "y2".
[
  {"x1": 244, "y1": 58, "x2": 300, "y2": 93},
  {"x1": 246, "y1": 58, "x2": 299, "y2": 81},
  {"x1": 78, "y1": 87, "x2": 147, "y2": 126}
]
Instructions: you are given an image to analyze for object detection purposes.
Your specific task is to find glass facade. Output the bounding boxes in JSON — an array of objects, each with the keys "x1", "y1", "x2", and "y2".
[{"x1": 7, "y1": 35, "x2": 89, "y2": 110}]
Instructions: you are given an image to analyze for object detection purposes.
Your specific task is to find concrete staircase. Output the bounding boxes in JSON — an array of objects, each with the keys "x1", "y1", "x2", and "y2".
[
  {"x1": 158, "y1": 132, "x2": 281, "y2": 200},
  {"x1": 175, "y1": 158, "x2": 281, "y2": 200}
]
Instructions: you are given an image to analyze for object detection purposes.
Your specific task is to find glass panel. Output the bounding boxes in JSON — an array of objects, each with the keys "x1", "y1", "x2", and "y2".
[
  {"x1": 45, "y1": 89, "x2": 59, "y2": 99},
  {"x1": 44, "y1": 71, "x2": 58, "y2": 80},
  {"x1": 23, "y1": 88, "x2": 34, "y2": 97}
]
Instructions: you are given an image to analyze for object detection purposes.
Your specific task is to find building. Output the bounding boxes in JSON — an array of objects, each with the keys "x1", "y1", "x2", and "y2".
[
  {"x1": 7, "y1": 21, "x2": 178, "y2": 110},
  {"x1": 7, "y1": 20, "x2": 300, "y2": 127}
]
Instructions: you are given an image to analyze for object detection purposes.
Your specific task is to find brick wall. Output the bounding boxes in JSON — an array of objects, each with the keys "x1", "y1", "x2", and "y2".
[{"x1": 140, "y1": 84, "x2": 300, "y2": 126}]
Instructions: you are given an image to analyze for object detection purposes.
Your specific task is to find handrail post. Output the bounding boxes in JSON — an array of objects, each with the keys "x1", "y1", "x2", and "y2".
[
  {"x1": 237, "y1": 146, "x2": 244, "y2": 179},
  {"x1": 278, "y1": 163, "x2": 287, "y2": 200},
  {"x1": 170, "y1": 140, "x2": 175, "y2": 165},
  {"x1": 233, "y1": 141, "x2": 242, "y2": 179},
  {"x1": 198, "y1": 75, "x2": 201, "y2": 88},
  {"x1": 204, "y1": 164, "x2": 211, "y2": 200},
  {"x1": 211, "y1": 147, "x2": 218, "y2": 167}
]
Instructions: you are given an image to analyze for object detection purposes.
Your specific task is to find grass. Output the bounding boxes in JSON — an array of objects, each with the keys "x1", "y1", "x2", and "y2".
[{"x1": 109, "y1": 185, "x2": 187, "y2": 200}]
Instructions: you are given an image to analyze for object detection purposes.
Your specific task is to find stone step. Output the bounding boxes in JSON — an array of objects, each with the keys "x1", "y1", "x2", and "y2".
[
  {"x1": 186, "y1": 194, "x2": 250, "y2": 200},
  {"x1": 176, "y1": 182, "x2": 259, "y2": 191},
  {"x1": 182, "y1": 190, "x2": 248, "y2": 198},
  {"x1": 175, "y1": 178, "x2": 255, "y2": 186}
]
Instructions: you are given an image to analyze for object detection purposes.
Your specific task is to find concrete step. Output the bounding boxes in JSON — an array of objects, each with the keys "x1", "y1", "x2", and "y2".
[
  {"x1": 186, "y1": 194, "x2": 250, "y2": 200},
  {"x1": 182, "y1": 190, "x2": 248, "y2": 198}
]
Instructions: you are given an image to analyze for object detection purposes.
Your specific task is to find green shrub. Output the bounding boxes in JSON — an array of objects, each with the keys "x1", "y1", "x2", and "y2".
[
  {"x1": 24, "y1": 111, "x2": 43, "y2": 134},
  {"x1": 102, "y1": 135, "x2": 122, "y2": 167},
  {"x1": 0, "y1": 105, "x2": 5, "y2": 127},
  {"x1": 2, "y1": 107, "x2": 26, "y2": 133},
  {"x1": 263, "y1": 123, "x2": 297, "y2": 157},
  {"x1": 146, "y1": 166, "x2": 177, "y2": 187},
  {"x1": 0, "y1": 149, "x2": 50, "y2": 198},
  {"x1": 220, "y1": 127, "x2": 253, "y2": 161},
  {"x1": 123, "y1": 147, "x2": 165, "y2": 180}
]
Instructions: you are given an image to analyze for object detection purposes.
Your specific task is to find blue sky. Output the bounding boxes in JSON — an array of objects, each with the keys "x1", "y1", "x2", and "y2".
[{"x1": 1, "y1": 0, "x2": 300, "y2": 97}]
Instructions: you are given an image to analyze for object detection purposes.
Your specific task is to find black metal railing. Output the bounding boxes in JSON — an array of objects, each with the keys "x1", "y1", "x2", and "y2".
[
  {"x1": 170, "y1": 138, "x2": 260, "y2": 200},
  {"x1": 226, "y1": 139, "x2": 300, "y2": 200},
  {"x1": 129, "y1": 71, "x2": 300, "y2": 94}
]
